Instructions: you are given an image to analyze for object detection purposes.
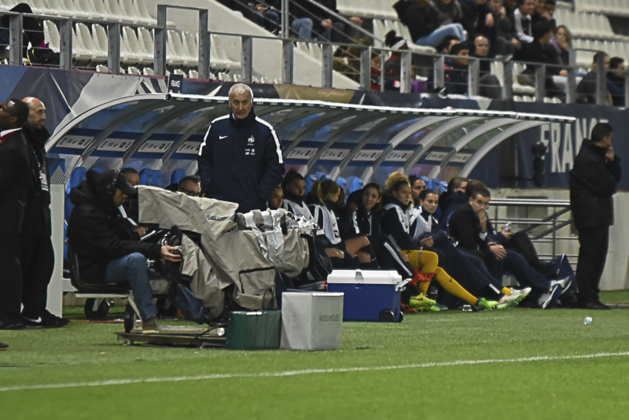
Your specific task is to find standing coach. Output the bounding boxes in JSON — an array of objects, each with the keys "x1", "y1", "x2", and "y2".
[
  {"x1": 570, "y1": 122, "x2": 621, "y2": 310},
  {"x1": 197, "y1": 83, "x2": 284, "y2": 213}
]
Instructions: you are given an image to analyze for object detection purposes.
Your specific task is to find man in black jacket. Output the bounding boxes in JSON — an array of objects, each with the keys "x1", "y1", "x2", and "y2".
[
  {"x1": 570, "y1": 123, "x2": 621, "y2": 309},
  {"x1": 198, "y1": 83, "x2": 284, "y2": 213},
  {"x1": 67, "y1": 169, "x2": 182, "y2": 331},
  {"x1": 20, "y1": 97, "x2": 68, "y2": 328},
  {"x1": 0, "y1": 98, "x2": 32, "y2": 330}
]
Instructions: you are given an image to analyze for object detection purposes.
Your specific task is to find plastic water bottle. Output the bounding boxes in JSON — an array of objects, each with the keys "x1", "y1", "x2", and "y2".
[{"x1": 584, "y1": 316, "x2": 592, "y2": 325}]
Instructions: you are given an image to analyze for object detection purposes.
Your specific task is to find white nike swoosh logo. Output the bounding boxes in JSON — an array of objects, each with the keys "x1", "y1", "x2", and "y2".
[
  {"x1": 25, "y1": 317, "x2": 42, "y2": 323},
  {"x1": 219, "y1": 135, "x2": 228, "y2": 139}
]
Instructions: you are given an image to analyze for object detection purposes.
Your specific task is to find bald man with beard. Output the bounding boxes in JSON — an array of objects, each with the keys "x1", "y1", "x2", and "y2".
[{"x1": 19, "y1": 97, "x2": 68, "y2": 328}]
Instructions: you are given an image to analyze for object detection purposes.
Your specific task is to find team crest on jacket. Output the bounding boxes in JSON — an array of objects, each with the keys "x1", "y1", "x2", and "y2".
[{"x1": 245, "y1": 135, "x2": 256, "y2": 156}]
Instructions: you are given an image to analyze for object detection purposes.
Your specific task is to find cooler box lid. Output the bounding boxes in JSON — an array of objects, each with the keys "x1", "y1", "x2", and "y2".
[{"x1": 327, "y1": 270, "x2": 403, "y2": 285}]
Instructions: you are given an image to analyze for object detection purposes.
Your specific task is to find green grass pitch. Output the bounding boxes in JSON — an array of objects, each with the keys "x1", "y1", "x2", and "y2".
[{"x1": 2, "y1": 291, "x2": 629, "y2": 420}]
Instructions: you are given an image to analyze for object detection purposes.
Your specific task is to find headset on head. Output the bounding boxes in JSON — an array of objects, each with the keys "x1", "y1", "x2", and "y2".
[{"x1": 104, "y1": 169, "x2": 120, "y2": 197}]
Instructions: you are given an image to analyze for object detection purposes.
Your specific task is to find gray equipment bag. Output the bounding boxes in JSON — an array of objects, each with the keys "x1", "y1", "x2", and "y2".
[{"x1": 137, "y1": 186, "x2": 315, "y2": 318}]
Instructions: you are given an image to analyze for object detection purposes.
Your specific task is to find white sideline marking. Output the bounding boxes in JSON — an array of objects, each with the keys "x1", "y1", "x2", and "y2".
[{"x1": 2, "y1": 351, "x2": 628, "y2": 392}]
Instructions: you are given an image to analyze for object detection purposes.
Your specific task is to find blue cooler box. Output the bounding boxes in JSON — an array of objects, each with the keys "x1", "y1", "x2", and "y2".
[{"x1": 327, "y1": 270, "x2": 406, "y2": 322}]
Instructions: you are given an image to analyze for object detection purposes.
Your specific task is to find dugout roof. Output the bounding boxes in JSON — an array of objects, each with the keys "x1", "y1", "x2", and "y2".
[{"x1": 47, "y1": 93, "x2": 576, "y2": 187}]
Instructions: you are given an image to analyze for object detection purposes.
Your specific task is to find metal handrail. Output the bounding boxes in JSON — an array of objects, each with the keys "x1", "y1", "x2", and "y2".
[
  {"x1": 490, "y1": 198, "x2": 575, "y2": 260},
  {"x1": 1, "y1": 7, "x2": 626, "y2": 105}
]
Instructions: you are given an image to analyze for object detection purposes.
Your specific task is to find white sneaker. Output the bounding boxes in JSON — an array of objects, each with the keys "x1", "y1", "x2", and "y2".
[
  {"x1": 496, "y1": 287, "x2": 532, "y2": 309},
  {"x1": 551, "y1": 276, "x2": 571, "y2": 295},
  {"x1": 538, "y1": 284, "x2": 561, "y2": 309}
]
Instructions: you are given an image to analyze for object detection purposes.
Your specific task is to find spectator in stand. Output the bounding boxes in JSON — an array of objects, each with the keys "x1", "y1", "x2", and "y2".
[
  {"x1": 532, "y1": 0, "x2": 556, "y2": 28},
  {"x1": 288, "y1": 0, "x2": 315, "y2": 41},
  {"x1": 382, "y1": 31, "x2": 428, "y2": 93},
  {"x1": 393, "y1": 0, "x2": 466, "y2": 49},
  {"x1": 284, "y1": 0, "x2": 361, "y2": 43},
  {"x1": 437, "y1": 34, "x2": 461, "y2": 54},
  {"x1": 433, "y1": 0, "x2": 464, "y2": 26},
  {"x1": 459, "y1": 0, "x2": 486, "y2": 39},
  {"x1": 0, "y1": 3, "x2": 48, "y2": 57},
  {"x1": 476, "y1": 0, "x2": 518, "y2": 56},
  {"x1": 548, "y1": 24, "x2": 571, "y2": 68},
  {"x1": 516, "y1": 18, "x2": 564, "y2": 97},
  {"x1": 253, "y1": 2, "x2": 281, "y2": 34},
  {"x1": 607, "y1": 57, "x2": 626, "y2": 107},
  {"x1": 511, "y1": 0, "x2": 536, "y2": 57},
  {"x1": 503, "y1": 0, "x2": 517, "y2": 14},
  {"x1": 444, "y1": 42, "x2": 471, "y2": 95},
  {"x1": 267, "y1": 185, "x2": 283, "y2": 210},
  {"x1": 473, "y1": 35, "x2": 491, "y2": 76},
  {"x1": 471, "y1": 35, "x2": 503, "y2": 98},
  {"x1": 577, "y1": 52, "x2": 612, "y2": 105}
]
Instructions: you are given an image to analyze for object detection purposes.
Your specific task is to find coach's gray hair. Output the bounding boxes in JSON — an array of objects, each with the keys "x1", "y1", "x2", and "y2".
[{"x1": 228, "y1": 83, "x2": 254, "y2": 100}]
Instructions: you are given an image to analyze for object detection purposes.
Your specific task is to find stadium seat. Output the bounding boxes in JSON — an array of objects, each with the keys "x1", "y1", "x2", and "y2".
[
  {"x1": 72, "y1": 26, "x2": 93, "y2": 63},
  {"x1": 346, "y1": 176, "x2": 364, "y2": 194},
  {"x1": 122, "y1": 26, "x2": 152, "y2": 65},
  {"x1": 120, "y1": 0, "x2": 153, "y2": 26},
  {"x1": 62, "y1": 0, "x2": 90, "y2": 20},
  {"x1": 139, "y1": 169, "x2": 165, "y2": 187},
  {"x1": 92, "y1": 0, "x2": 118, "y2": 22},
  {"x1": 170, "y1": 168, "x2": 186, "y2": 185},
  {"x1": 65, "y1": 167, "x2": 87, "y2": 223},
  {"x1": 168, "y1": 30, "x2": 196, "y2": 67},
  {"x1": 105, "y1": 0, "x2": 134, "y2": 24},
  {"x1": 210, "y1": 34, "x2": 241, "y2": 70},
  {"x1": 43, "y1": 20, "x2": 61, "y2": 53},
  {"x1": 165, "y1": 30, "x2": 185, "y2": 67},
  {"x1": 136, "y1": 0, "x2": 156, "y2": 22},
  {"x1": 182, "y1": 31, "x2": 199, "y2": 66},
  {"x1": 137, "y1": 27, "x2": 155, "y2": 61},
  {"x1": 92, "y1": 24, "x2": 109, "y2": 57},
  {"x1": 76, "y1": 23, "x2": 107, "y2": 63}
]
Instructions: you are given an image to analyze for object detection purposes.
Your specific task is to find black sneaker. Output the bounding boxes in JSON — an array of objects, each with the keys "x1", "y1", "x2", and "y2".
[
  {"x1": 23, "y1": 310, "x2": 70, "y2": 328},
  {"x1": 0, "y1": 342, "x2": 8, "y2": 350},
  {"x1": 0, "y1": 317, "x2": 25, "y2": 330}
]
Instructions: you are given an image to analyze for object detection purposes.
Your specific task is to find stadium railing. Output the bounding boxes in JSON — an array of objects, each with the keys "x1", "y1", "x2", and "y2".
[{"x1": 1, "y1": 6, "x2": 628, "y2": 106}]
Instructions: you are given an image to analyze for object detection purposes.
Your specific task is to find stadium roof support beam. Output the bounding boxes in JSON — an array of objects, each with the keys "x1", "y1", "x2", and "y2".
[
  {"x1": 401, "y1": 116, "x2": 483, "y2": 174},
  {"x1": 427, "y1": 118, "x2": 516, "y2": 179},
  {"x1": 459, "y1": 120, "x2": 545, "y2": 177}
]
